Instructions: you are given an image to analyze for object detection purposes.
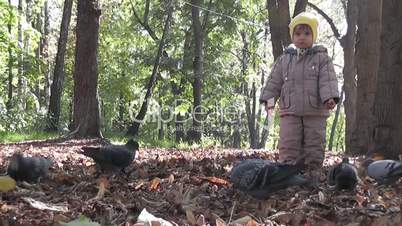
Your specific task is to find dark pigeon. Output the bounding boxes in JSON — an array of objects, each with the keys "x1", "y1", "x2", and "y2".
[
  {"x1": 230, "y1": 158, "x2": 309, "y2": 200},
  {"x1": 362, "y1": 159, "x2": 402, "y2": 185},
  {"x1": 7, "y1": 152, "x2": 52, "y2": 183},
  {"x1": 327, "y1": 158, "x2": 358, "y2": 190},
  {"x1": 81, "y1": 139, "x2": 139, "y2": 173}
]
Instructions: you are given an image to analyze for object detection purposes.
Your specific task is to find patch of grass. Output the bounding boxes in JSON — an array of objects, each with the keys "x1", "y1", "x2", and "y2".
[{"x1": 0, "y1": 131, "x2": 59, "y2": 144}]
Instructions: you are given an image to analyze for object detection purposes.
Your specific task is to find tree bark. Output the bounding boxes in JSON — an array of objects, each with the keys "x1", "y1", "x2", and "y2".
[
  {"x1": 126, "y1": 0, "x2": 173, "y2": 136},
  {"x1": 351, "y1": 0, "x2": 382, "y2": 154},
  {"x1": 71, "y1": 0, "x2": 102, "y2": 137},
  {"x1": 188, "y1": 0, "x2": 204, "y2": 143},
  {"x1": 293, "y1": 0, "x2": 308, "y2": 17},
  {"x1": 339, "y1": 0, "x2": 358, "y2": 153},
  {"x1": 43, "y1": 0, "x2": 51, "y2": 109},
  {"x1": 267, "y1": 0, "x2": 291, "y2": 59},
  {"x1": 47, "y1": 0, "x2": 73, "y2": 131},
  {"x1": 17, "y1": 0, "x2": 24, "y2": 110},
  {"x1": 371, "y1": 0, "x2": 402, "y2": 159},
  {"x1": 6, "y1": 0, "x2": 13, "y2": 111}
]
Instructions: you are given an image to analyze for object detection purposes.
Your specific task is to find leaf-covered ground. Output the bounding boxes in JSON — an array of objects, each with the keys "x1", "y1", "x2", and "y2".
[{"x1": 0, "y1": 139, "x2": 401, "y2": 226}]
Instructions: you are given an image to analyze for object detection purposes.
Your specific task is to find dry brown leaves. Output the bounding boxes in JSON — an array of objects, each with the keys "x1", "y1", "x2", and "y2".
[{"x1": 0, "y1": 139, "x2": 401, "y2": 225}]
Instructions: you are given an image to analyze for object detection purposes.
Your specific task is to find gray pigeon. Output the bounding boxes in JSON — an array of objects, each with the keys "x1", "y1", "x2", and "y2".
[
  {"x1": 81, "y1": 139, "x2": 139, "y2": 173},
  {"x1": 327, "y1": 158, "x2": 358, "y2": 190},
  {"x1": 230, "y1": 158, "x2": 309, "y2": 200},
  {"x1": 7, "y1": 152, "x2": 53, "y2": 183},
  {"x1": 362, "y1": 159, "x2": 402, "y2": 185}
]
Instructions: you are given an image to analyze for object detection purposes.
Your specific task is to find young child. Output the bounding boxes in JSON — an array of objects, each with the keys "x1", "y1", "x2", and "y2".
[{"x1": 260, "y1": 12, "x2": 339, "y2": 178}]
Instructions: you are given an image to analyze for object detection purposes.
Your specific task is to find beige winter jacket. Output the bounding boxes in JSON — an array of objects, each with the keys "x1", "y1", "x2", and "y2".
[{"x1": 260, "y1": 44, "x2": 339, "y2": 116}]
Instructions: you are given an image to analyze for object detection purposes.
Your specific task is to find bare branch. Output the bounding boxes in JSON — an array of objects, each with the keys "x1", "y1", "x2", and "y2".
[
  {"x1": 128, "y1": 0, "x2": 159, "y2": 41},
  {"x1": 307, "y1": 2, "x2": 341, "y2": 40}
]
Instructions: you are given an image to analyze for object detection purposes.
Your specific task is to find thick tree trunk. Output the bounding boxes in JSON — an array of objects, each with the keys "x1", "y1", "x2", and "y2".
[
  {"x1": 71, "y1": 0, "x2": 102, "y2": 137},
  {"x1": 371, "y1": 1, "x2": 402, "y2": 159},
  {"x1": 351, "y1": 0, "x2": 382, "y2": 155},
  {"x1": 126, "y1": 1, "x2": 173, "y2": 136},
  {"x1": 267, "y1": 0, "x2": 291, "y2": 59},
  {"x1": 341, "y1": 0, "x2": 358, "y2": 154},
  {"x1": 47, "y1": 0, "x2": 73, "y2": 131},
  {"x1": 188, "y1": 0, "x2": 204, "y2": 143}
]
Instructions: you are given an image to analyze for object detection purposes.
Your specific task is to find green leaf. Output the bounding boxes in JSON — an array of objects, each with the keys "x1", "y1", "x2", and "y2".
[{"x1": 59, "y1": 215, "x2": 100, "y2": 226}]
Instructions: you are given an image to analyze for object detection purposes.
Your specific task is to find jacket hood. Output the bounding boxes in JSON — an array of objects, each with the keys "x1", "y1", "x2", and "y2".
[{"x1": 284, "y1": 44, "x2": 328, "y2": 55}]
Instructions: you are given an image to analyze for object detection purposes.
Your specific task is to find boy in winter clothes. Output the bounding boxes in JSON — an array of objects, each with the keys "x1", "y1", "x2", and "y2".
[{"x1": 260, "y1": 12, "x2": 339, "y2": 175}]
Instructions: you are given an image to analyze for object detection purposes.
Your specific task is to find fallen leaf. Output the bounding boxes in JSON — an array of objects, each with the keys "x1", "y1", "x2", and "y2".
[
  {"x1": 245, "y1": 219, "x2": 260, "y2": 226},
  {"x1": 134, "y1": 181, "x2": 146, "y2": 190},
  {"x1": 0, "y1": 204, "x2": 17, "y2": 212},
  {"x1": 149, "y1": 177, "x2": 161, "y2": 191},
  {"x1": 186, "y1": 209, "x2": 197, "y2": 225},
  {"x1": 216, "y1": 218, "x2": 226, "y2": 226},
  {"x1": 168, "y1": 174, "x2": 175, "y2": 184},
  {"x1": 355, "y1": 194, "x2": 368, "y2": 207},
  {"x1": 59, "y1": 215, "x2": 100, "y2": 226},
  {"x1": 196, "y1": 214, "x2": 205, "y2": 226},
  {"x1": 231, "y1": 216, "x2": 253, "y2": 225},
  {"x1": 199, "y1": 176, "x2": 229, "y2": 186},
  {"x1": 94, "y1": 177, "x2": 109, "y2": 200},
  {"x1": 22, "y1": 197, "x2": 68, "y2": 212}
]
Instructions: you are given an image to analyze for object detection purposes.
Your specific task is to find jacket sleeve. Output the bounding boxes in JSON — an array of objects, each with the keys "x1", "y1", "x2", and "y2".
[
  {"x1": 260, "y1": 55, "x2": 284, "y2": 106},
  {"x1": 318, "y1": 54, "x2": 340, "y2": 104}
]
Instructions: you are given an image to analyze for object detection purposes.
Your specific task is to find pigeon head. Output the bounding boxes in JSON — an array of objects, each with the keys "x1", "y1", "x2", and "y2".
[
  {"x1": 8, "y1": 152, "x2": 23, "y2": 171},
  {"x1": 126, "y1": 139, "x2": 139, "y2": 151}
]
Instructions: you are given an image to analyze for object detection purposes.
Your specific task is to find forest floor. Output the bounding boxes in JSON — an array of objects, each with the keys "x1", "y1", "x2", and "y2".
[{"x1": 0, "y1": 139, "x2": 401, "y2": 226}]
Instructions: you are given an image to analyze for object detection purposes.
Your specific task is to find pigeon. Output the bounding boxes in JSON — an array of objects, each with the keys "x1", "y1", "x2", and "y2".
[
  {"x1": 7, "y1": 152, "x2": 53, "y2": 183},
  {"x1": 327, "y1": 158, "x2": 358, "y2": 190},
  {"x1": 81, "y1": 139, "x2": 139, "y2": 173},
  {"x1": 362, "y1": 158, "x2": 402, "y2": 185},
  {"x1": 230, "y1": 158, "x2": 309, "y2": 200}
]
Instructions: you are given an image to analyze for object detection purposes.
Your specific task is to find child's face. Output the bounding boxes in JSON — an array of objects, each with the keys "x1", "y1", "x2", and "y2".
[{"x1": 292, "y1": 24, "x2": 313, "y2": 49}]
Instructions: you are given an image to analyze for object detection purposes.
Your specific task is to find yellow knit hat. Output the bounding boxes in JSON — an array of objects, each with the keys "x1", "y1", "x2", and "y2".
[{"x1": 289, "y1": 12, "x2": 319, "y2": 43}]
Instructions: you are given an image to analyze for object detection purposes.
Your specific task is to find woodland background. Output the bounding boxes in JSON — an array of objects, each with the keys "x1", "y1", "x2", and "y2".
[
  {"x1": 0, "y1": 0, "x2": 401, "y2": 159},
  {"x1": 0, "y1": 0, "x2": 402, "y2": 225}
]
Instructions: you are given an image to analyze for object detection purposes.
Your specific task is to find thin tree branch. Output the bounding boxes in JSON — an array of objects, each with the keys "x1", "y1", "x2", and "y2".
[
  {"x1": 202, "y1": 0, "x2": 213, "y2": 32},
  {"x1": 144, "y1": 0, "x2": 150, "y2": 24},
  {"x1": 307, "y1": 2, "x2": 341, "y2": 41},
  {"x1": 128, "y1": 0, "x2": 159, "y2": 41}
]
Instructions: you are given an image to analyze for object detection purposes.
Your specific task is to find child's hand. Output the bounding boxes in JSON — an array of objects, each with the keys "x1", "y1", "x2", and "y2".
[{"x1": 325, "y1": 98, "x2": 336, "y2": 110}]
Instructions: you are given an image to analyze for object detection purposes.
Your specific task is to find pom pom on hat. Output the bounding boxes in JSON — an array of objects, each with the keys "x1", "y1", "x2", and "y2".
[{"x1": 289, "y1": 12, "x2": 319, "y2": 43}]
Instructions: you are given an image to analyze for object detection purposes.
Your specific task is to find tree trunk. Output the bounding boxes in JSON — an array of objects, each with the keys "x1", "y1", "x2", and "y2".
[
  {"x1": 267, "y1": 0, "x2": 291, "y2": 59},
  {"x1": 188, "y1": 0, "x2": 204, "y2": 143},
  {"x1": 341, "y1": 0, "x2": 358, "y2": 154},
  {"x1": 328, "y1": 86, "x2": 344, "y2": 151},
  {"x1": 126, "y1": 0, "x2": 173, "y2": 136},
  {"x1": 172, "y1": 29, "x2": 191, "y2": 142},
  {"x1": 17, "y1": 0, "x2": 24, "y2": 110},
  {"x1": 293, "y1": 0, "x2": 308, "y2": 17},
  {"x1": 71, "y1": 0, "x2": 102, "y2": 137},
  {"x1": 371, "y1": 1, "x2": 402, "y2": 159},
  {"x1": 6, "y1": 0, "x2": 13, "y2": 111},
  {"x1": 350, "y1": 0, "x2": 382, "y2": 155},
  {"x1": 42, "y1": 0, "x2": 51, "y2": 109},
  {"x1": 47, "y1": 0, "x2": 73, "y2": 131}
]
